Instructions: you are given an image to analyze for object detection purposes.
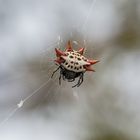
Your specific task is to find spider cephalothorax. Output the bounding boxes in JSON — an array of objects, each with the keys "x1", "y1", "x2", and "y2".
[{"x1": 51, "y1": 40, "x2": 99, "y2": 88}]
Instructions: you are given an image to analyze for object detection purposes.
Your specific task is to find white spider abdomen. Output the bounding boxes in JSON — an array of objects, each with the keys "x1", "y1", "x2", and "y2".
[{"x1": 61, "y1": 51, "x2": 90, "y2": 72}]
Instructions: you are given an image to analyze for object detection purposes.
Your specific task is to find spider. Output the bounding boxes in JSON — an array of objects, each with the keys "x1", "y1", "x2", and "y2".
[{"x1": 51, "y1": 40, "x2": 99, "y2": 88}]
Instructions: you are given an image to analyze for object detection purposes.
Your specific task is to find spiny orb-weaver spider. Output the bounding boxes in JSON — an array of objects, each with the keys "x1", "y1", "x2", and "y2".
[{"x1": 51, "y1": 41, "x2": 99, "y2": 88}]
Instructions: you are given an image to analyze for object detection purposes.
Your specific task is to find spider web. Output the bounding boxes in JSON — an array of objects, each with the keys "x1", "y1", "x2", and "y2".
[
  {"x1": 0, "y1": 41, "x2": 58, "y2": 128},
  {"x1": 0, "y1": 0, "x2": 97, "y2": 129}
]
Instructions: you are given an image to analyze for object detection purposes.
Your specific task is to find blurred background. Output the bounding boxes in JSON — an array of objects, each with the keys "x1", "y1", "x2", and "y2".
[{"x1": 0, "y1": 0, "x2": 140, "y2": 139}]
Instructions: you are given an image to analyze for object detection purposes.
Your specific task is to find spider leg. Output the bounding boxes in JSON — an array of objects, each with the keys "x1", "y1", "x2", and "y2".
[
  {"x1": 59, "y1": 75, "x2": 61, "y2": 85},
  {"x1": 72, "y1": 82, "x2": 79, "y2": 88},
  {"x1": 72, "y1": 73, "x2": 84, "y2": 88},
  {"x1": 51, "y1": 66, "x2": 60, "y2": 78},
  {"x1": 68, "y1": 79, "x2": 75, "y2": 82},
  {"x1": 59, "y1": 69, "x2": 63, "y2": 85},
  {"x1": 72, "y1": 77, "x2": 80, "y2": 88},
  {"x1": 77, "y1": 74, "x2": 84, "y2": 87},
  {"x1": 76, "y1": 75, "x2": 83, "y2": 87},
  {"x1": 62, "y1": 75, "x2": 66, "y2": 81}
]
